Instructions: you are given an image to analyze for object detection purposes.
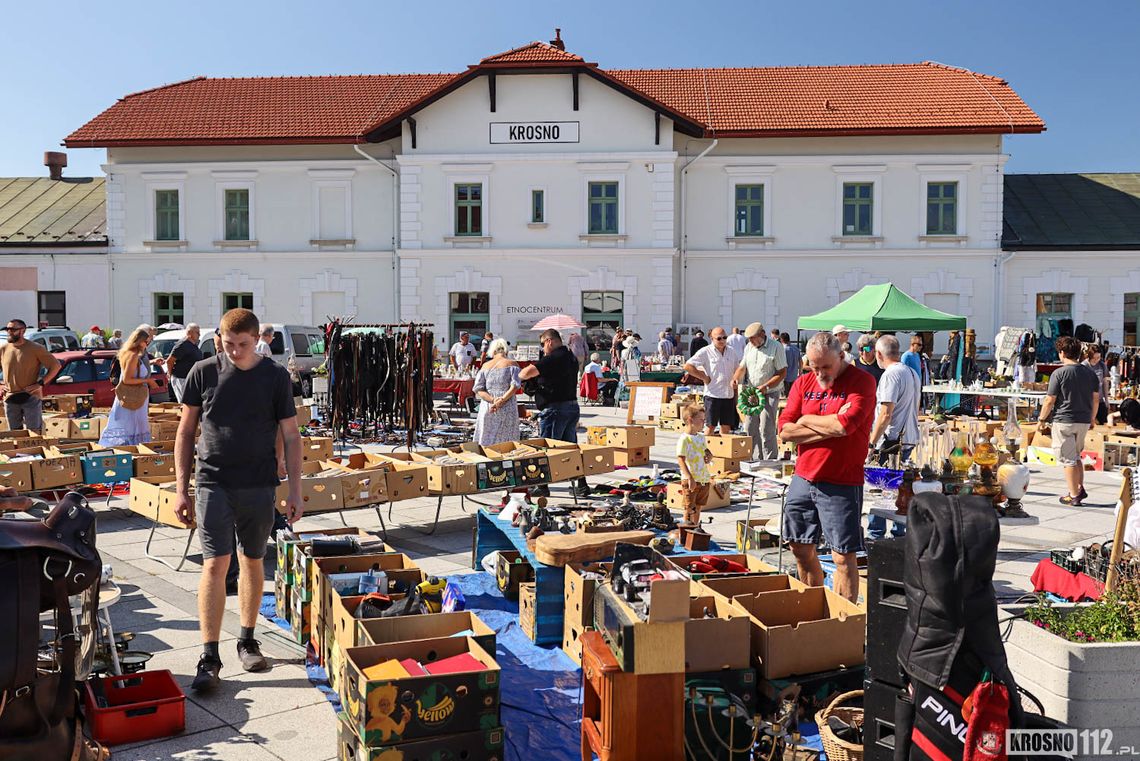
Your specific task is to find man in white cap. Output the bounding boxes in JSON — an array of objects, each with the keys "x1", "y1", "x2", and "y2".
[
  {"x1": 733, "y1": 322, "x2": 787, "y2": 459},
  {"x1": 832, "y1": 325, "x2": 855, "y2": 364}
]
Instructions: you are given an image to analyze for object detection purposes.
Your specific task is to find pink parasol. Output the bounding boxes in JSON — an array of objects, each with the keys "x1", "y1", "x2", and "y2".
[{"x1": 529, "y1": 313, "x2": 587, "y2": 331}]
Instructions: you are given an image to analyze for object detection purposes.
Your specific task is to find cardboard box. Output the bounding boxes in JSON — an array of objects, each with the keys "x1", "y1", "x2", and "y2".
[
  {"x1": 706, "y1": 434, "x2": 751, "y2": 460},
  {"x1": 523, "y1": 438, "x2": 615, "y2": 478},
  {"x1": 274, "y1": 573, "x2": 290, "y2": 624},
  {"x1": 148, "y1": 416, "x2": 180, "y2": 441},
  {"x1": 336, "y1": 718, "x2": 504, "y2": 761},
  {"x1": 519, "y1": 439, "x2": 583, "y2": 482},
  {"x1": 276, "y1": 526, "x2": 374, "y2": 584},
  {"x1": 68, "y1": 417, "x2": 105, "y2": 440},
  {"x1": 42, "y1": 394, "x2": 94, "y2": 416},
  {"x1": 659, "y1": 417, "x2": 685, "y2": 431},
  {"x1": 0, "y1": 459, "x2": 34, "y2": 491},
  {"x1": 27, "y1": 450, "x2": 82, "y2": 489},
  {"x1": 301, "y1": 436, "x2": 335, "y2": 463},
  {"x1": 314, "y1": 554, "x2": 422, "y2": 652},
  {"x1": 117, "y1": 443, "x2": 176, "y2": 480},
  {"x1": 128, "y1": 477, "x2": 195, "y2": 529},
  {"x1": 80, "y1": 450, "x2": 133, "y2": 485},
  {"x1": 290, "y1": 586, "x2": 311, "y2": 645},
  {"x1": 669, "y1": 553, "x2": 779, "y2": 582},
  {"x1": 605, "y1": 425, "x2": 655, "y2": 449},
  {"x1": 295, "y1": 404, "x2": 312, "y2": 427},
  {"x1": 357, "y1": 611, "x2": 496, "y2": 655},
  {"x1": 735, "y1": 518, "x2": 780, "y2": 552},
  {"x1": 661, "y1": 401, "x2": 681, "y2": 419},
  {"x1": 564, "y1": 561, "x2": 612, "y2": 628},
  {"x1": 686, "y1": 596, "x2": 751, "y2": 673},
  {"x1": 708, "y1": 457, "x2": 741, "y2": 478},
  {"x1": 613, "y1": 447, "x2": 650, "y2": 468},
  {"x1": 43, "y1": 415, "x2": 73, "y2": 439},
  {"x1": 666, "y1": 480, "x2": 732, "y2": 511},
  {"x1": 562, "y1": 618, "x2": 585, "y2": 666},
  {"x1": 494, "y1": 550, "x2": 534, "y2": 600},
  {"x1": 592, "y1": 580, "x2": 687, "y2": 674},
  {"x1": 729, "y1": 586, "x2": 866, "y2": 678},
  {"x1": 335, "y1": 467, "x2": 388, "y2": 508},
  {"x1": 375, "y1": 450, "x2": 478, "y2": 496},
  {"x1": 341, "y1": 637, "x2": 501, "y2": 745},
  {"x1": 519, "y1": 582, "x2": 537, "y2": 641},
  {"x1": 384, "y1": 460, "x2": 430, "y2": 502},
  {"x1": 696, "y1": 573, "x2": 806, "y2": 604},
  {"x1": 274, "y1": 468, "x2": 344, "y2": 515}
]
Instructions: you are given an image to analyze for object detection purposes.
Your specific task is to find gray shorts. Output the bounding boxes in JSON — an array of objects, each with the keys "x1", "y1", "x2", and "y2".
[
  {"x1": 4, "y1": 396, "x2": 44, "y2": 433},
  {"x1": 195, "y1": 481, "x2": 277, "y2": 560},
  {"x1": 1052, "y1": 421, "x2": 1089, "y2": 468},
  {"x1": 782, "y1": 475, "x2": 864, "y2": 554}
]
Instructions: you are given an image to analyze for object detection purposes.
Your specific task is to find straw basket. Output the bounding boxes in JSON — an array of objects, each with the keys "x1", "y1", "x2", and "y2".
[{"x1": 815, "y1": 689, "x2": 865, "y2": 761}]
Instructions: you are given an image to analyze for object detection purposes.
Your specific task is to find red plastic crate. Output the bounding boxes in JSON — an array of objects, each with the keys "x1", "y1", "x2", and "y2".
[{"x1": 83, "y1": 669, "x2": 185, "y2": 746}]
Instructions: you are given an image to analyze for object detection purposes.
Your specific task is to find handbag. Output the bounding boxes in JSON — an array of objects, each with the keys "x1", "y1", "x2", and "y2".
[
  {"x1": 4, "y1": 390, "x2": 32, "y2": 405},
  {"x1": 115, "y1": 380, "x2": 149, "y2": 410}
]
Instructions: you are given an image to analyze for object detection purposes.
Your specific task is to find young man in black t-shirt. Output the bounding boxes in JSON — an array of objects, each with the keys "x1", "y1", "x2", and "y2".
[
  {"x1": 519, "y1": 328, "x2": 591, "y2": 498},
  {"x1": 175, "y1": 309, "x2": 303, "y2": 691}
]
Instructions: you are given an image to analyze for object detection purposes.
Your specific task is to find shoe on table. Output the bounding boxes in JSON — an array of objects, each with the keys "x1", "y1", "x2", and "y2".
[
  {"x1": 237, "y1": 639, "x2": 268, "y2": 672},
  {"x1": 192, "y1": 654, "x2": 222, "y2": 692}
]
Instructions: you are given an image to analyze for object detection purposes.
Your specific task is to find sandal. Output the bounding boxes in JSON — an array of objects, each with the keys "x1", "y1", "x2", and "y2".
[{"x1": 1059, "y1": 494, "x2": 1083, "y2": 506}]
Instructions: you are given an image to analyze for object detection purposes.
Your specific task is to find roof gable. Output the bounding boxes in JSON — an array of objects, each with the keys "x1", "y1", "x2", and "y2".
[
  {"x1": 481, "y1": 41, "x2": 584, "y2": 65},
  {"x1": 0, "y1": 177, "x2": 106, "y2": 246},
  {"x1": 1003, "y1": 173, "x2": 1140, "y2": 249}
]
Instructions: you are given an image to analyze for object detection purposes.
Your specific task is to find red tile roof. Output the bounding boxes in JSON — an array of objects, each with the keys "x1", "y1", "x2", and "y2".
[
  {"x1": 65, "y1": 55, "x2": 1043, "y2": 147},
  {"x1": 606, "y1": 62, "x2": 1044, "y2": 136},
  {"x1": 65, "y1": 73, "x2": 456, "y2": 147},
  {"x1": 480, "y1": 41, "x2": 584, "y2": 64}
]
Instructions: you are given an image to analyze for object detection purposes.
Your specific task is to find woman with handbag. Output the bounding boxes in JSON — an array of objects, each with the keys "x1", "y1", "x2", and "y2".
[{"x1": 99, "y1": 326, "x2": 160, "y2": 446}]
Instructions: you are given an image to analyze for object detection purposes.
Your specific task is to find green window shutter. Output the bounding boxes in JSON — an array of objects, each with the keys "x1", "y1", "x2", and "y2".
[
  {"x1": 588, "y1": 182, "x2": 618, "y2": 234},
  {"x1": 455, "y1": 183, "x2": 483, "y2": 236},
  {"x1": 224, "y1": 189, "x2": 250, "y2": 240},
  {"x1": 925, "y1": 182, "x2": 958, "y2": 235},
  {"x1": 155, "y1": 190, "x2": 179, "y2": 241},
  {"x1": 842, "y1": 182, "x2": 873, "y2": 235},
  {"x1": 734, "y1": 184, "x2": 764, "y2": 236}
]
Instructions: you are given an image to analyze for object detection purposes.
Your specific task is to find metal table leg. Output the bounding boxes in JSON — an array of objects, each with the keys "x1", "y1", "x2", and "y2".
[
  {"x1": 144, "y1": 520, "x2": 197, "y2": 572},
  {"x1": 373, "y1": 505, "x2": 388, "y2": 543},
  {"x1": 100, "y1": 607, "x2": 122, "y2": 676},
  {"x1": 412, "y1": 495, "x2": 445, "y2": 536}
]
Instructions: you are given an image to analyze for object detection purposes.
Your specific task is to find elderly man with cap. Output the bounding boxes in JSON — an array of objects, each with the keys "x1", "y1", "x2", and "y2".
[
  {"x1": 81, "y1": 325, "x2": 105, "y2": 348},
  {"x1": 832, "y1": 325, "x2": 855, "y2": 364},
  {"x1": 732, "y1": 322, "x2": 787, "y2": 459},
  {"x1": 449, "y1": 331, "x2": 479, "y2": 372},
  {"x1": 685, "y1": 326, "x2": 743, "y2": 435}
]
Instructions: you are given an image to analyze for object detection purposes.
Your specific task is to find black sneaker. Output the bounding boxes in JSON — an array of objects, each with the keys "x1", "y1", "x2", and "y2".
[
  {"x1": 191, "y1": 654, "x2": 222, "y2": 692},
  {"x1": 236, "y1": 639, "x2": 268, "y2": 672}
]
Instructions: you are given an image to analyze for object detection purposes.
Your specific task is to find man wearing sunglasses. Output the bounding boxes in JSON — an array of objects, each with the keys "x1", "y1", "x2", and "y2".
[
  {"x1": 855, "y1": 334, "x2": 884, "y2": 384},
  {"x1": 0, "y1": 319, "x2": 62, "y2": 432}
]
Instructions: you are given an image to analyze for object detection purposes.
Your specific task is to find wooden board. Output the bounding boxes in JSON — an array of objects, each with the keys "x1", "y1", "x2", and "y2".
[{"x1": 534, "y1": 530, "x2": 655, "y2": 567}]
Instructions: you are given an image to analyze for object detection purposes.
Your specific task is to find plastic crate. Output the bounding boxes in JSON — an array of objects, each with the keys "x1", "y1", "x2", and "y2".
[
  {"x1": 81, "y1": 451, "x2": 133, "y2": 485},
  {"x1": 83, "y1": 670, "x2": 185, "y2": 746}
]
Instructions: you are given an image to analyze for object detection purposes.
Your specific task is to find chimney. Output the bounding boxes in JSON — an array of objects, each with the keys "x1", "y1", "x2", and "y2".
[
  {"x1": 44, "y1": 151, "x2": 67, "y2": 180},
  {"x1": 550, "y1": 28, "x2": 564, "y2": 50}
]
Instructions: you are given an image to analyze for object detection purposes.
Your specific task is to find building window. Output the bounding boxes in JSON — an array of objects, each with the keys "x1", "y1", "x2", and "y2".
[
  {"x1": 734, "y1": 184, "x2": 765, "y2": 236},
  {"x1": 1125, "y1": 292, "x2": 1140, "y2": 346},
  {"x1": 37, "y1": 291, "x2": 66, "y2": 327},
  {"x1": 223, "y1": 292, "x2": 253, "y2": 315},
  {"x1": 154, "y1": 292, "x2": 184, "y2": 325},
  {"x1": 588, "y1": 182, "x2": 619, "y2": 234},
  {"x1": 582, "y1": 290, "x2": 623, "y2": 353},
  {"x1": 155, "y1": 189, "x2": 180, "y2": 241},
  {"x1": 926, "y1": 182, "x2": 958, "y2": 235},
  {"x1": 455, "y1": 184, "x2": 483, "y2": 236},
  {"x1": 449, "y1": 291, "x2": 489, "y2": 340},
  {"x1": 314, "y1": 181, "x2": 351, "y2": 241},
  {"x1": 224, "y1": 188, "x2": 250, "y2": 241},
  {"x1": 842, "y1": 182, "x2": 873, "y2": 235},
  {"x1": 531, "y1": 189, "x2": 545, "y2": 224}
]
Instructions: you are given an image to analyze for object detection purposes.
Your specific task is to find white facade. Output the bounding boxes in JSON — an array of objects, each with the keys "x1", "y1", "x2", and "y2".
[
  {"x1": 86, "y1": 67, "x2": 1052, "y2": 352},
  {"x1": 0, "y1": 252, "x2": 110, "y2": 332}
]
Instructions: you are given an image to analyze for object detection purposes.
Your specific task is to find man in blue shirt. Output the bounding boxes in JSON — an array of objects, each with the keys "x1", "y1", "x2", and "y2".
[
  {"x1": 780, "y1": 333, "x2": 801, "y2": 396},
  {"x1": 901, "y1": 335, "x2": 927, "y2": 385}
]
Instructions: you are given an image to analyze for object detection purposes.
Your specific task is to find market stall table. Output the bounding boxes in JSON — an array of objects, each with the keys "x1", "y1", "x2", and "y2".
[{"x1": 432, "y1": 376, "x2": 476, "y2": 410}]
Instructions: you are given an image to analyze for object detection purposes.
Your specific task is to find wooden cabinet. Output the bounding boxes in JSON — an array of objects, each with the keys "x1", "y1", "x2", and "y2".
[{"x1": 579, "y1": 630, "x2": 684, "y2": 761}]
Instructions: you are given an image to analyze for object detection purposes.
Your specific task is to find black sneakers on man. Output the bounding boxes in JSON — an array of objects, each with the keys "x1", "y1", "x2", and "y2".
[
  {"x1": 237, "y1": 639, "x2": 269, "y2": 672},
  {"x1": 191, "y1": 654, "x2": 222, "y2": 692}
]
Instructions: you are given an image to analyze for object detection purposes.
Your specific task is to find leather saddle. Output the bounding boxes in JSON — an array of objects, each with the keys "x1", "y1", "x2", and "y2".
[{"x1": 0, "y1": 491, "x2": 101, "y2": 607}]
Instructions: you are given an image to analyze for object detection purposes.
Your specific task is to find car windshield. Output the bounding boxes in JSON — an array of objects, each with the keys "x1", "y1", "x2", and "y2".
[
  {"x1": 152, "y1": 339, "x2": 179, "y2": 357},
  {"x1": 59, "y1": 359, "x2": 96, "y2": 383}
]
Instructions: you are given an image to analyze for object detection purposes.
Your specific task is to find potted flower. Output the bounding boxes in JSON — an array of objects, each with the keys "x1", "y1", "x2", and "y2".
[{"x1": 1001, "y1": 580, "x2": 1140, "y2": 754}]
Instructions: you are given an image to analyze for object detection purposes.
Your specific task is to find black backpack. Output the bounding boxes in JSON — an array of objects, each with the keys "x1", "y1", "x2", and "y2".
[{"x1": 0, "y1": 493, "x2": 104, "y2": 760}]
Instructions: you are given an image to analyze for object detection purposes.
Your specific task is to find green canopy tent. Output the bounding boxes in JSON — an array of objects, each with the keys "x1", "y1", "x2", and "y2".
[{"x1": 796, "y1": 283, "x2": 966, "y2": 332}]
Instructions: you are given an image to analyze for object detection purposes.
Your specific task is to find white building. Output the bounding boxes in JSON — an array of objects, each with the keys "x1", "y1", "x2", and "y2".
[
  {"x1": 0, "y1": 170, "x2": 109, "y2": 331},
  {"x1": 64, "y1": 33, "x2": 1045, "y2": 353}
]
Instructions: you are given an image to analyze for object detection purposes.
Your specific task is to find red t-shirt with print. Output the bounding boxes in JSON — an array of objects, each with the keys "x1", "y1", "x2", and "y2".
[{"x1": 777, "y1": 364, "x2": 876, "y2": 486}]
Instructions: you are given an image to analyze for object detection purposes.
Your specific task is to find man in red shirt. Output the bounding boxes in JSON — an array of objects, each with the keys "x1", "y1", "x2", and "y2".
[{"x1": 778, "y1": 331, "x2": 876, "y2": 601}]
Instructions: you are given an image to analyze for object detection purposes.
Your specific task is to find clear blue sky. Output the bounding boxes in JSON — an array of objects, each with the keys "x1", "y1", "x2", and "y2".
[{"x1": 3, "y1": 0, "x2": 1137, "y2": 178}]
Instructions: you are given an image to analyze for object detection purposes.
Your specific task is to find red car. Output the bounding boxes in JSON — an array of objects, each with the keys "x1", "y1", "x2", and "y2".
[{"x1": 42, "y1": 350, "x2": 170, "y2": 407}]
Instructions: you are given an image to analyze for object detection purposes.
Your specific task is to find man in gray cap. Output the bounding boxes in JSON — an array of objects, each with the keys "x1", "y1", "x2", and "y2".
[{"x1": 733, "y1": 322, "x2": 786, "y2": 459}]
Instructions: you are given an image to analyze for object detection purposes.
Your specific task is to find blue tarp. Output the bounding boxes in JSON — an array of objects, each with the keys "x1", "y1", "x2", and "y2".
[{"x1": 261, "y1": 571, "x2": 581, "y2": 761}]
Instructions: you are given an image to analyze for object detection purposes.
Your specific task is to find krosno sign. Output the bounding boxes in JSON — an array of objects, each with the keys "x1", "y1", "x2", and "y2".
[{"x1": 490, "y1": 121, "x2": 580, "y2": 144}]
